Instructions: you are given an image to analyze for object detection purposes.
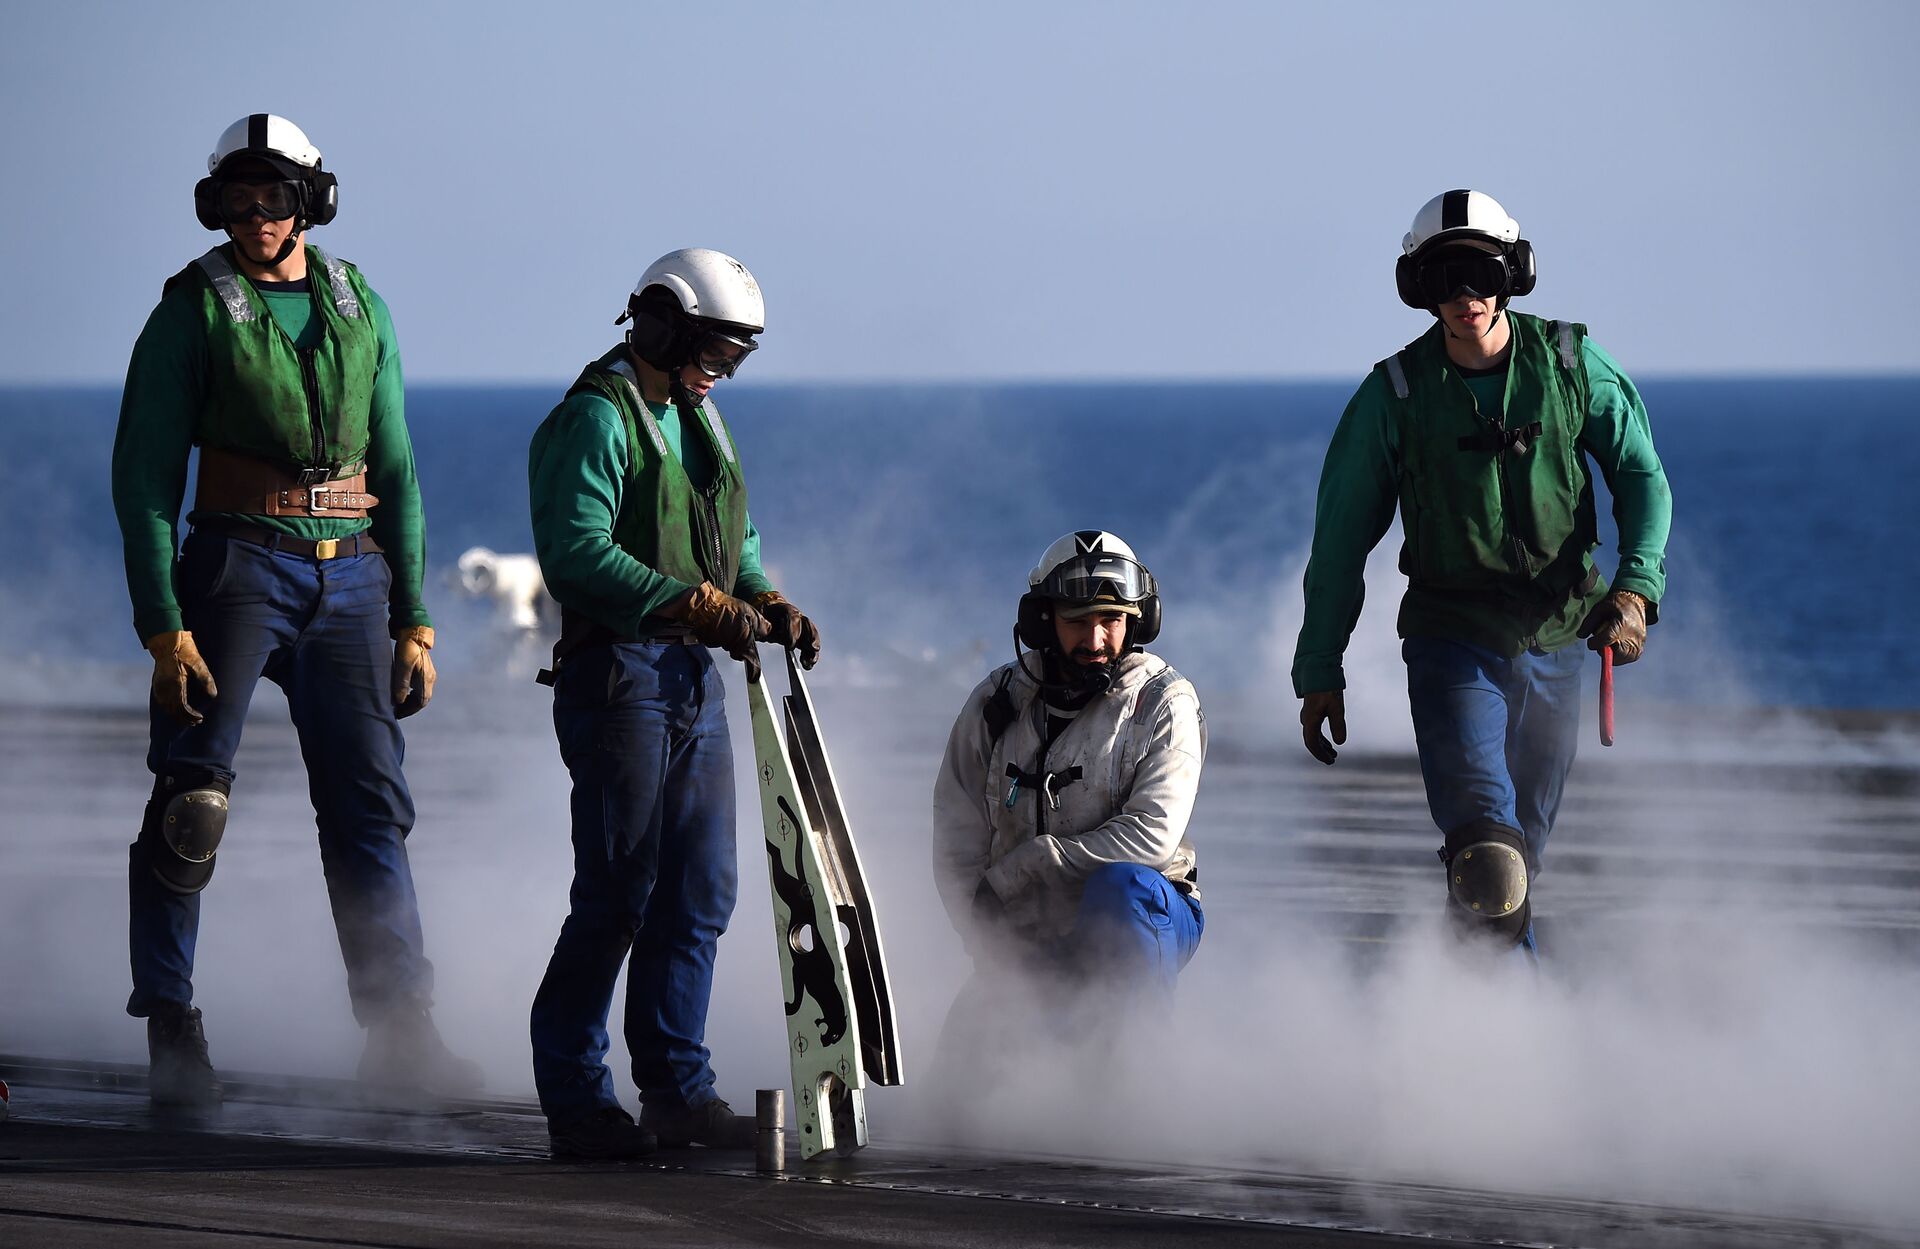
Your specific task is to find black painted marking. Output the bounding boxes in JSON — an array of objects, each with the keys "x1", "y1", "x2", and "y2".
[{"x1": 764, "y1": 821, "x2": 850, "y2": 1047}]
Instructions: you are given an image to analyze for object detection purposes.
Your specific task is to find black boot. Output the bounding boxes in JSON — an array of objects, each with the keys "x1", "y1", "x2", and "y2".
[
  {"x1": 147, "y1": 1004, "x2": 222, "y2": 1108},
  {"x1": 548, "y1": 1106, "x2": 658, "y2": 1160},
  {"x1": 641, "y1": 1096, "x2": 756, "y2": 1149},
  {"x1": 358, "y1": 1003, "x2": 485, "y2": 1097}
]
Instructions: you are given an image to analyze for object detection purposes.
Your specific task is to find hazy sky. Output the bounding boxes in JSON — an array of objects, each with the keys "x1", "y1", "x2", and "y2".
[{"x1": 3, "y1": 1, "x2": 1914, "y2": 382}]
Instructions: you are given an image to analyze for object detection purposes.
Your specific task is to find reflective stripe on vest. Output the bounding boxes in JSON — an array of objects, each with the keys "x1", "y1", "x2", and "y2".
[
  {"x1": 699, "y1": 403, "x2": 737, "y2": 464},
  {"x1": 607, "y1": 358, "x2": 672, "y2": 458},
  {"x1": 1555, "y1": 319, "x2": 1579, "y2": 371},
  {"x1": 195, "y1": 245, "x2": 363, "y2": 323},
  {"x1": 194, "y1": 248, "x2": 257, "y2": 324},
  {"x1": 311, "y1": 246, "x2": 362, "y2": 320},
  {"x1": 1385, "y1": 353, "x2": 1410, "y2": 401}
]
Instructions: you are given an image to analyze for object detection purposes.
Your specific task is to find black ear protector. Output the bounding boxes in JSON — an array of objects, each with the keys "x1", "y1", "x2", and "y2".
[
  {"x1": 1506, "y1": 238, "x2": 1536, "y2": 297},
  {"x1": 1133, "y1": 595, "x2": 1162, "y2": 646},
  {"x1": 1397, "y1": 238, "x2": 1536, "y2": 310},
  {"x1": 192, "y1": 177, "x2": 223, "y2": 231},
  {"x1": 192, "y1": 169, "x2": 338, "y2": 233},
  {"x1": 305, "y1": 170, "x2": 338, "y2": 227},
  {"x1": 1015, "y1": 591, "x2": 1053, "y2": 651},
  {"x1": 623, "y1": 288, "x2": 696, "y2": 372},
  {"x1": 1394, "y1": 253, "x2": 1425, "y2": 310},
  {"x1": 1015, "y1": 591, "x2": 1162, "y2": 652}
]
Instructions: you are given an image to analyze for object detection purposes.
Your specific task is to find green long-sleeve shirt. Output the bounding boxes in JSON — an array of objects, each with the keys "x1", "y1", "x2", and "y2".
[
  {"x1": 1291, "y1": 335, "x2": 1671, "y2": 697},
  {"x1": 112, "y1": 268, "x2": 429, "y2": 643},
  {"x1": 527, "y1": 389, "x2": 773, "y2": 636}
]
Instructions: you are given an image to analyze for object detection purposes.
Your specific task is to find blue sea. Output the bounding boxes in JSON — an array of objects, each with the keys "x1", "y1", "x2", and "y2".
[{"x1": 5, "y1": 376, "x2": 1916, "y2": 708}]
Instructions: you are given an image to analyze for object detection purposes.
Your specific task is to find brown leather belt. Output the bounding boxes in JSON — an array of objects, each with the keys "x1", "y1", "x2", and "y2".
[
  {"x1": 206, "y1": 523, "x2": 384, "y2": 562},
  {"x1": 195, "y1": 447, "x2": 380, "y2": 518}
]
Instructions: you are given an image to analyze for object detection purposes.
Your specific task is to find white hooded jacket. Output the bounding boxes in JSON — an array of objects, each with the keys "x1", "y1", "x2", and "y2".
[{"x1": 932, "y1": 651, "x2": 1204, "y2": 944}]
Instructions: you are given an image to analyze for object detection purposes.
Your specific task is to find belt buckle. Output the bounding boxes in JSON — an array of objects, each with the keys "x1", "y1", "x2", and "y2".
[
  {"x1": 313, "y1": 538, "x2": 339, "y2": 561},
  {"x1": 306, "y1": 488, "x2": 331, "y2": 515}
]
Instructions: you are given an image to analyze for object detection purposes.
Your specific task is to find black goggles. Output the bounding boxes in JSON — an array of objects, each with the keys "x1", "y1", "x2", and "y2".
[
  {"x1": 1041, "y1": 554, "x2": 1155, "y2": 606},
  {"x1": 1416, "y1": 248, "x2": 1513, "y2": 305},
  {"x1": 215, "y1": 179, "x2": 304, "y2": 224},
  {"x1": 690, "y1": 330, "x2": 758, "y2": 379}
]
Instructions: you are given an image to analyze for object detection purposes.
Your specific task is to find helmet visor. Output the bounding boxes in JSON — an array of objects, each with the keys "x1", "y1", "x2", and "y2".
[
  {"x1": 1041, "y1": 553, "x2": 1155, "y2": 606},
  {"x1": 216, "y1": 179, "x2": 303, "y2": 224},
  {"x1": 691, "y1": 329, "x2": 758, "y2": 379},
  {"x1": 1416, "y1": 248, "x2": 1512, "y2": 305}
]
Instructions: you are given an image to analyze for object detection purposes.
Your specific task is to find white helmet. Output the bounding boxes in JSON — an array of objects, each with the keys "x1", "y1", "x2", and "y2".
[
  {"x1": 1019, "y1": 530, "x2": 1161, "y2": 648},
  {"x1": 195, "y1": 113, "x2": 337, "y2": 233},
  {"x1": 631, "y1": 248, "x2": 764, "y2": 333},
  {"x1": 1402, "y1": 189, "x2": 1521, "y2": 258},
  {"x1": 1396, "y1": 189, "x2": 1535, "y2": 310},
  {"x1": 207, "y1": 113, "x2": 324, "y2": 177}
]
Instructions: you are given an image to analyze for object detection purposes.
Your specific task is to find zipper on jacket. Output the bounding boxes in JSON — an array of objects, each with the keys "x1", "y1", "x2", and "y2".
[{"x1": 696, "y1": 483, "x2": 726, "y2": 585}]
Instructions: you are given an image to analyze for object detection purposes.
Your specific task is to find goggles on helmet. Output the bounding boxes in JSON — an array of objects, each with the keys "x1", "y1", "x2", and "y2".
[
  {"x1": 690, "y1": 329, "x2": 758, "y2": 379},
  {"x1": 215, "y1": 179, "x2": 304, "y2": 225},
  {"x1": 1040, "y1": 552, "x2": 1155, "y2": 607},
  {"x1": 1415, "y1": 246, "x2": 1513, "y2": 305}
]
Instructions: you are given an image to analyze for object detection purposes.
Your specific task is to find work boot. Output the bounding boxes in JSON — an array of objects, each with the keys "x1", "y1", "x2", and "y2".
[
  {"x1": 357, "y1": 1003, "x2": 485, "y2": 1097},
  {"x1": 641, "y1": 1096, "x2": 756, "y2": 1149},
  {"x1": 147, "y1": 1003, "x2": 223, "y2": 1108},
  {"x1": 548, "y1": 1106, "x2": 658, "y2": 1160}
]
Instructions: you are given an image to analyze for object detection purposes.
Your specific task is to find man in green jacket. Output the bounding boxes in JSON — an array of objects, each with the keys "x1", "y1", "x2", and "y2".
[
  {"x1": 1292, "y1": 190, "x2": 1672, "y2": 956},
  {"x1": 112, "y1": 114, "x2": 477, "y2": 1105},
  {"x1": 527, "y1": 248, "x2": 822, "y2": 1159}
]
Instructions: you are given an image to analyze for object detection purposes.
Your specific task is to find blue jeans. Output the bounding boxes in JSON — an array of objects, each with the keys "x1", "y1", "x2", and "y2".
[
  {"x1": 1058, "y1": 863, "x2": 1204, "y2": 998},
  {"x1": 529, "y1": 642, "x2": 738, "y2": 1122},
  {"x1": 1404, "y1": 636, "x2": 1585, "y2": 948},
  {"x1": 128, "y1": 529, "x2": 432, "y2": 1023}
]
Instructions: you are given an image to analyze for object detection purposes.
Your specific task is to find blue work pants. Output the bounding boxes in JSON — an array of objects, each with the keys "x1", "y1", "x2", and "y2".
[
  {"x1": 1403, "y1": 636, "x2": 1585, "y2": 949},
  {"x1": 128, "y1": 529, "x2": 432, "y2": 1023},
  {"x1": 1058, "y1": 862, "x2": 1204, "y2": 999},
  {"x1": 529, "y1": 642, "x2": 738, "y2": 1122}
]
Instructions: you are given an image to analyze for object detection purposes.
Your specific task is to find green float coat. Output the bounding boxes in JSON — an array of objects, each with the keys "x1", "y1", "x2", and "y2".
[
  {"x1": 1291, "y1": 313, "x2": 1671, "y2": 697},
  {"x1": 528, "y1": 347, "x2": 772, "y2": 638},
  {"x1": 113, "y1": 243, "x2": 430, "y2": 644},
  {"x1": 569, "y1": 348, "x2": 748, "y2": 593},
  {"x1": 1387, "y1": 312, "x2": 1605, "y2": 643},
  {"x1": 167, "y1": 243, "x2": 378, "y2": 470}
]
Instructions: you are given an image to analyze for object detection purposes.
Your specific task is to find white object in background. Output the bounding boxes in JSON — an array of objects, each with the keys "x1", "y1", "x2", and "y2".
[{"x1": 456, "y1": 546, "x2": 550, "y2": 632}]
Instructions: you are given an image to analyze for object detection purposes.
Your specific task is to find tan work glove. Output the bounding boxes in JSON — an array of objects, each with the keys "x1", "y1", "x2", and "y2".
[
  {"x1": 146, "y1": 630, "x2": 218, "y2": 727},
  {"x1": 1579, "y1": 589, "x2": 1649, "y2": 664},
  {"x1": 1300, "y1": 689, "x2": 1346, "y2": 766},
  {"x1": 683, "y1": 583, "x2": 771, "y2": 682},
  {"x1": 751, "y1": 590, "x2": 822, "y2": 669},
  {"x1": 393, "y1": 626, "x2": 436, "y2": 718}
]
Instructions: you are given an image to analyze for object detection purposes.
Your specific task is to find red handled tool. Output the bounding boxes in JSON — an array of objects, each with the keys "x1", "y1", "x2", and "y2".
[{"x1": 1599, "y1": 645, "x2": 1615, "y2": 747}]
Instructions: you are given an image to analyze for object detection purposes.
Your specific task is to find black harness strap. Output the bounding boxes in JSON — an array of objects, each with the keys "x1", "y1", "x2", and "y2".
[
  {"x1": 1003, "y1": 762, "x2": 1083, "y2": 811},
  {"x1": 1457, "y1": 420, "x2": 1544, "y2": 455}
]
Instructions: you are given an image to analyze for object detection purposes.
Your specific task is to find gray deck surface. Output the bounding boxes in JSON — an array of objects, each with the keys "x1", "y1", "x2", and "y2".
[{"x1": 3, "y1": 1058, "x2": 1916, "y2": 1249}]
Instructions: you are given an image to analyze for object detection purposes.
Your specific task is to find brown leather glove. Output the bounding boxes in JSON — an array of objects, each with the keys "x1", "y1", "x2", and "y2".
[
  {"x1": 146, "y1": 630, "x2": 218, "y2": 727},
  {"x1": 1579, "y1": 589, "x2": 1649, "y2": 664},
  {"x1": 392, "y1": 625, "x2": 436, "y2": 718},
  {"x1": 751, "y1": 590, "x2": 822, "y2": 669},
  {"x1": 683, "y1": 583, "x2": 770, "y2": 681},
  {"x1": 1300, "y1": 689, "x2": 1346, "y2": 766}
]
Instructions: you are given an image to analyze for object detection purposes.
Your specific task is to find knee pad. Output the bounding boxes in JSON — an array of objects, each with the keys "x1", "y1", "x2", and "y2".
[
  {"x1": 1441, "y1": 819, "x2": 1532, "y2": 942},
  {"x1": 143, "y1": 768, "x2": 231, "y2": 894}
]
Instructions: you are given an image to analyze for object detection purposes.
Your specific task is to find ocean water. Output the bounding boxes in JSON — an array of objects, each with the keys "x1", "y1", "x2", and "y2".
[{"x1": 7, "y1": 374, "x2": 1915, "y2": 708}]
